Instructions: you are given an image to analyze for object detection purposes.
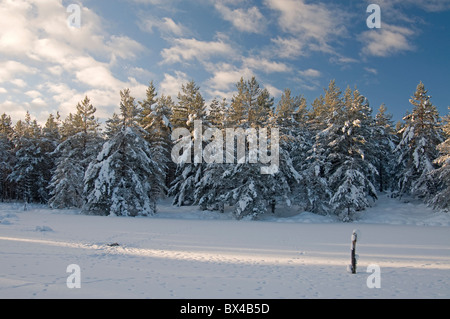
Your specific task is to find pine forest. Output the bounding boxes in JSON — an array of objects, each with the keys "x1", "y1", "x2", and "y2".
[{"x1": 1, "y1": 78, "x2": 449, "y2": 221}]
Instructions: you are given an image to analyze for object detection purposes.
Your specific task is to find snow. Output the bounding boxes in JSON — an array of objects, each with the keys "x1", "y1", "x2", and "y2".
[{"x1": 1, "y1": 194, "x2": 450, "y2": 299}]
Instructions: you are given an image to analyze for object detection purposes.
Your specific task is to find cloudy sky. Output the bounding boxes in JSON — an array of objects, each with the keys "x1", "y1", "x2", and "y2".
[{"x1": 0, "y1": 0, "x2": 449, "y2": 124}]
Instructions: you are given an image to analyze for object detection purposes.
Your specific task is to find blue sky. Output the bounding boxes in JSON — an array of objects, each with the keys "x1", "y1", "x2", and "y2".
[{"x1": 0, "y1": 0, "x2": 449, "y2": 124}]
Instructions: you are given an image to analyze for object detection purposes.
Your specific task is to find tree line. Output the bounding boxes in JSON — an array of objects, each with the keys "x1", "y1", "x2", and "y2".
[{"x1": 0, "y1": 77, "x2": 449, "y2": 220}]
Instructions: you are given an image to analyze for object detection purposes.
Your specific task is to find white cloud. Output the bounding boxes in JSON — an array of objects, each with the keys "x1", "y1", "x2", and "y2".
[
  {"x1": 139, "y1": 16, "x2": 187, "y2": 36},
  {"x1": 270, "y1": 37, "x2": 305, "y2": 59},
  {"x1": 265, "y1": 0, "x2": 348, "y2": 54},
  {"x1": 0, "y1": 0, "x2": 148, "y2": 123},
  {"x1": 298, "y1": 69, "x2": 321, "y2": 78},
  {"x1": 264, "y1": 84, "x2": 283, "y2": 98},
  {"x1": 132, "y1": 0, "x2": 179, "y2": 8},
  {"x1": 215, "y1": 3, "x2": 265, "y2": 33},
  {"x1": 159, "y1": 71, "x2": 190, "y2": 98},
  {"x1": 0, "y1": 100, "x2": 28, "y2": 122},
  {"x1": 360, "y1": 24, "x2": 415, "y2": 57},
  {"x1": 0, "y1": 1, "x2": 35, "y2": 56},
  {"x1": 243, "y1": 57, "x2": 290, "y2": 73},
  {"x1": 294, "y1": 69, "x2": 322, "y2": 91},
  {"x1": 0, "y1": 87, "x2": 7, "y2": 94},
  {"x1": 161, "y1": 38, "x2": 235, "y2": 64},
  {"x1": 370, "y1": 0, "x2": 450, "y2": 15},
  {"x1": 364, "y1": 67, "x2": 378, "y2": 75},
  {"x1": 31, "y1": 97, "x2": 47, "y2": 107},
  {"x1": 10, "y1": 79, "x2": 27, "y2": 88},
  {"x1": 75, "y1": 65, "x2": 124, "y2": 90},
  {"x1": 160, "y1": 17, "x2": 186, "y2": 36},
  {"x1": 48, "y1": 65, "x2": 64, "y2": 76},
  {"x1": 25, "y1": 90, "x2": 43, "y2": 99},
  {"x1": 0, "y1": 61, "x2": 36, "y2": 83},
  {"x1": 205, "y1": 63, "x2": 254, "y2": 92},
  {"x1": 329, "y1": 56, "x2": 359, "y2": 65},
  {"x1": 107, "y1": 36, "x2": 146, "y2": 62}
]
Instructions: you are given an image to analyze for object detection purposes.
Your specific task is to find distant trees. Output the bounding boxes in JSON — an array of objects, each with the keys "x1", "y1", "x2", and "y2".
[{"x1": 1, "y1": 78, "x2": 449, "y2": 218}]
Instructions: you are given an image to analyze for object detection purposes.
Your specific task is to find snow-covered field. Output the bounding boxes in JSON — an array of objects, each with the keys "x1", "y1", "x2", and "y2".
[{"x1": 1, "y1": 194, "x2": 449, "y2": 299}]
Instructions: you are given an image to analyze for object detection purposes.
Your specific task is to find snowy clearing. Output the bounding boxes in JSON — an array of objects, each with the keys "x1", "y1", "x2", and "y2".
[{"x1": 0, "y1": 194, "x2": 449, "y2": 299}]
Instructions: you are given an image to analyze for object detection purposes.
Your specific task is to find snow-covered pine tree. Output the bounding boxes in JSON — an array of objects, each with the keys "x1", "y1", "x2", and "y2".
[
  {"x1": 169, "y1": 80, "x2": 207, "y2": 206},
  {"x1": 208, "y1": 97, "x2": 228, "y2": 128},
  {"x1": 301, "y1": 81, "x2": 344, "y2": 215},
  {"x1": 8, "y1": 112, "x2": 56, "y2": 204},
  {"x1": 39, "y1": 114, "x2": 60, "y2": 202},
  {"x1": 193, "y1": 77, "x2": 262, "y2": 218},
  {"x1": 105, "y1": 113, "x2": 121, "y2": 139},
  {"x1": 60, "y1": 113, "x2": 79, "y2": 141},
  {"x1": 83, "y1": 89, "x2": 165, "y2": 216},
  {"x1": 302, "y1": 83, "x2": 378, "y2": 220},
  {"x1": 49, "y1": 133, "x2": 88, "y2": 209},
  {"x1": 373, "y1": 104, "x2": 398, "y2": 192},
  {"x1": 275, "y1": 88, "x2": 306, "y2": 135},
  {"x1": 0, "y1": 114, "x2": 15, "y2": 201},
  {"x1": 192, "y1": 98, "x2": 228, "y2": 212},
  {"x1": 171, "y1": 80, "x2": 207, "y2": 131},
  {"x1": 228, "y1": 77, "x2": 248, "y2": 128},
  {"x1": 429, "y1": 107, "x2": 450, "y2": 210},
  {"x1": 308, "y1": 80, "x2": 341, "y2": 134},
  {"x1": 76, "y1": 96, "x2": 101, "y2": 139},
  {"x1": 155, "y1": 94, "x2": 176, "y2": 188},
  {"x1": 327, "y1": 87, "x2": 378, "y2": 221},
  {"x1": 267, "y1": 112, "x2": 301, "y2": 213},
  {"x1": 138, "y1": 81, "x2": 158, "y2": 135},
  {"x1": 138, "y1": 83, "x2": 174, "y2": 189},
  {"x1": 308, "y1": 95, "x2": 326, "y2": 132},
  {"x1": 301, "y1": 137, "x2": 333, "y2": 215},
  {"x1": 394, "y1": 82, "x2": 443, "y2": 200},
  {"x1": 195, "y1": 77, "x2": 295, "y2": 219},
  {"x1": 48, "y1": 97, "x2": 102, "y2": 209},
  {"x1": 274, "y1": 88, "x2": 308, "y2": 207},
  {"x1": 8, "y1": 115, "x2": 35, "y2": 203}
]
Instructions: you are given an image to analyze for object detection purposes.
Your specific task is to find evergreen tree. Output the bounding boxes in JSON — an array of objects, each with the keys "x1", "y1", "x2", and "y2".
[
  {"x1": 274, "y1": 89, "x2": 309, "y2": 207},
  {"x1": 208, "y1": 97, "x2": 228, "y2": 129},
  {"x1": 194, "y1": 77, "x2": 294, "y2": 219},
  {"x1": 119, "y1": 88, "x2": 139, "y2": 128},
  {"x1": 138, "y1": 81, "x2": 158, "y2": 136},
  {"x1": 192, "y1": 98, "x2": 228, "y2": 212},
  {"x1": 395, "y1": 82, "x2": 443, "y2": 200},
  {"x1": 43, "y1": 113, "x2": 61, "y2": 141},
  {"x1": 49, "y1": 133, "x2": 89, "y2": 209},
  {"x1": 302, "y1": 83, "x2": 378, "y2": 220},
  {"x1": 228, "y1": 78, "x2": 248, "y2": 128},
  {"x1": 76, "y1": 96, "x2": 100, "y2": 138},
  {"x1": 170, "y1": 81, "x2": 207, "y2": 206},
  {"x1": 171, "y1": 80, "x2": 207, "y2": 131},
  {"x1": 138, "y1": 84, "x2": 173, "y2": 193},
  {"x1": 373, "y1": 104, "x2": 397, "y2": 192},
  {"x1": 0, "y1": 114, "x2": 15, "y2": 201},
  {"x1": 8, "y1": 112, "x2": 55, "y2": 203},
  {"x1": 48, "y1": 98, "x2": 102, "y2": 209},
  {"x1": 60, "y1": 113, "x2": 80, "y2": 141},
  {"x1": 156, "y1": 94, "x2": 176, "y2": 187},
  {"x1": 83, "y1": 89, "x2": 165, "y2": 216},
  {"x1": 328, "y1": 87, "x2": 378, "y2": 220},
  {"x1": 105, "y1": 113, "x2": 121, "y2": 139},
  {"x1": 429, "y1": 107, "x2": 450, "y2": 210},
  {"x1": 301, "y1": 81, "x2": 343, "y2": 215}
]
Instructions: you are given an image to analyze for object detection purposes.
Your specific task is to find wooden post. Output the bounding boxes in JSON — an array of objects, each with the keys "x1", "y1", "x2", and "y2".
[{"x1": 351, "y1": 230, "x2": 357, "y2": 274}]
